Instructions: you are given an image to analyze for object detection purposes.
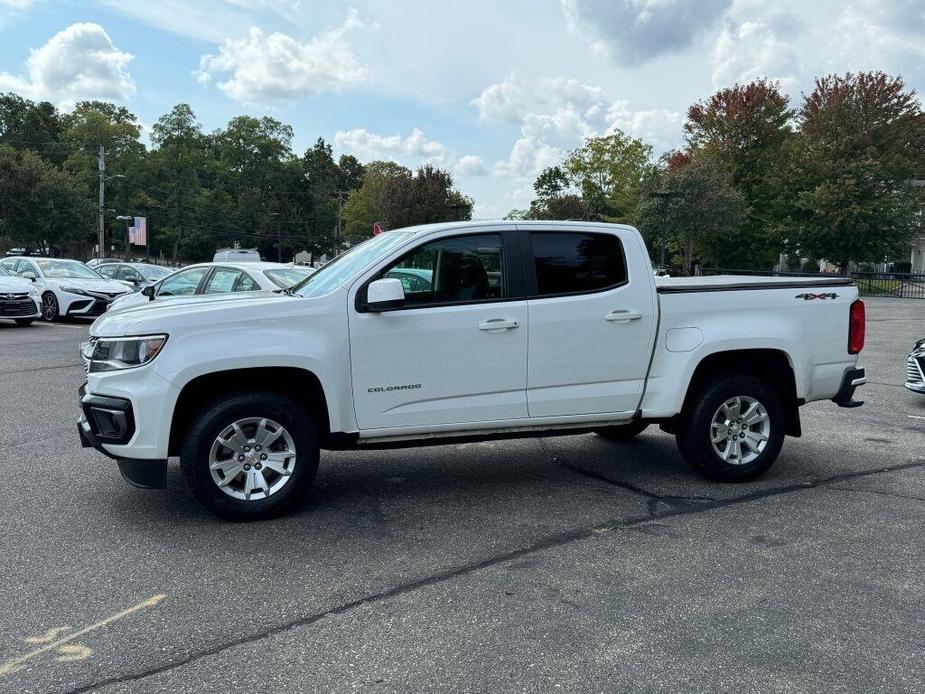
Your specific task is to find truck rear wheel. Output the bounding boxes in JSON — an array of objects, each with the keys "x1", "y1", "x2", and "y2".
[
  {"x1": 676, "y1": 375, "x2": 784, "y2": 482},
  {"x1": 180, "y1": 391, "x2": 319, "y2": 520},
  {"x1": 594, "y1": 420, "x2": 649, "y2": 441}
]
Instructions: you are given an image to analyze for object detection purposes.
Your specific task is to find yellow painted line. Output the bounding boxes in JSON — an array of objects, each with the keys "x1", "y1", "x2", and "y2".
[{"x1": 0, "y1": 594, "x2": 166, "y2": 678}]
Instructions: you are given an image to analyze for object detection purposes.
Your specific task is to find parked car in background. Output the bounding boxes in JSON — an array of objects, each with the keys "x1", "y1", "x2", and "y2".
[
  {"x1": 95, "y1": 262, "x2": 173, "y2": 291},
  {"x1": 85, "y1": 258, "x2": 121, "y2": 269},
  {"x1": 106, "y1": 261, "x2": 314, "y2": 313},
  {"x1": 0, "y1": 256, "x2": 131, "y2": 321},
  {"x1": 0, "y1": 264, "x2": 41, "y2": 325},
  {"x1": 213, "y1": 248, "x2": 260, "y2": 263},
  {"x1": 905, "y1": 338, "x2": 925, "y2": 394}
]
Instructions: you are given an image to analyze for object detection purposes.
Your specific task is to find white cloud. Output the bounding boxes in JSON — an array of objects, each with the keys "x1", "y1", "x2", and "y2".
[
  {"x1": 482, "y1": 77, "x2": 682, "y2": 178},
  {"x1": 455, "y1": 155, "x2": 487, "y2": 176},
  {"x1": 335, "y1": 127, "x2": 449, "y2": 166},
  {"x1": 561, "y1": 0, "x2": 731, "y2": 64},
  {"x1": 607, "y1": 101, "x2": 684, "y2": 152},
  {"x1": 826, "y1": 3, "x2": 925, "y2": 89},
  {"x1": 472, "y1": 77, "x2": 608, "y2": 125},
  {"x1": 711, "y1": 19, "x2": 801, "y2": 92},
  {"x1": 0, "y1": 22, "x2": 134, "y2": 107},
  {"x1": 196, "y1": 9, "x2": 369, "y2": 104},
  {"x1": 334, "y1": 128, "x2": 488, "y2": 178}
]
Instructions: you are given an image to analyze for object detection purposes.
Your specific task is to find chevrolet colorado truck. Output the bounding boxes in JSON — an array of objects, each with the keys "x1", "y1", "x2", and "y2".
[{"x1": 78, "y1": 221, "x2": 866, "y2": 520}]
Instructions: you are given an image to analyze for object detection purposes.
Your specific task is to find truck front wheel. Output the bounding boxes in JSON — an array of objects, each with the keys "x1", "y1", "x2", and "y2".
[
  {"x1": 676, "y1": 375, "x2": 785, "y2": 482},
  {"x1": 180, "y1": 391, "x2": 319, "y2": 520}
]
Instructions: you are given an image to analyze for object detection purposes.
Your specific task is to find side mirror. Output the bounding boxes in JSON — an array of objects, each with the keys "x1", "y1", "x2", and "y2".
[
  {"x1": 20, "y1": 271, "x2": 36, "y2": 281},
  {"x1": 142, "y1": 285, "x2": 156, "y2": 300},
  {"x1": 365, "y1": 278, "x2": 405, "y2": 311}
]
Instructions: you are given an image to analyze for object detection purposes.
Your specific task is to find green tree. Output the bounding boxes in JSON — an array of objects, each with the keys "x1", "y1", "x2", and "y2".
[
  {"x1": 563, "y1": 131, "x2": 654, "y2": 222},
  {"x1": 62, "y1": 101, "x2": 146, "y2": 255},
  {"x1": 781, "y1": 72, "x2": 925, "y2": 267},
  {"x1": 380, "y1": 165, "x2": 471, "y2": 231},
  {"x1": 0, "y1": 93, "x2": 65, "y2": 164},
  {"x1": 147, "y1": 103, "x2": 208, "y2": 261},
  {"x1": 635, "y1": 152, "x2": 747, "y2": 272},
  {"x1": 0, "y1": 147, "x2": 91, "y2": 254},
  {"x1": 684, "y1": 80, "x2": 794, "y2": 267},
  {"x1": 212, "y1": 115, "x2": 295, "y2": 259},
  {"x1": 343, "y1": 160, "x2": 409, "y2": 242}
]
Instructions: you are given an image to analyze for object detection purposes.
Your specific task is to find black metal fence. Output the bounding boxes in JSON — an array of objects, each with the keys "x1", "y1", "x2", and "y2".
[{"x1": 698, "y1": 268, "x2": 925, "y2": 299}]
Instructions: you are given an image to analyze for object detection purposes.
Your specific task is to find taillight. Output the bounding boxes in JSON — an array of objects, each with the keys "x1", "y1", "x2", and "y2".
[{"x1": 848, "y1": 299, "x2": 865, "y2": 354}]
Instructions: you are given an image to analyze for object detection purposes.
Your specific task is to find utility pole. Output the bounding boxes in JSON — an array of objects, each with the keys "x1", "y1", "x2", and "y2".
[
  {"x1": 97, "y1": 146, "x2": 105, "y2": 259},
  {"x1": 335, "y1": 189, "x2": 346, "y2": 242},
  {"x1": 649, "y1": 191, "x2": 686, "y2": 268}
]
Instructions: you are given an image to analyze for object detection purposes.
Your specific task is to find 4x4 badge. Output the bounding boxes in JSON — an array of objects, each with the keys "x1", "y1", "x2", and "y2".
[{"x1": 795, "y1": 292, "x2": 839, "y2": 300}]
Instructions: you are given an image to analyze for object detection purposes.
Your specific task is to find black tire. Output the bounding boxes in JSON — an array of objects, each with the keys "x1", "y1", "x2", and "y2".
[
  {"x1": 14, "y1": 318, "x2": 34, "y2": 326},
  {"x1": 676, "y1": 374, "x2": 785, "y2": 482},
  {"x1": 41, "y1": 292, "x2": 59, "y2": 322},
  {"x1": 180, "y1": 391, "x2": 319, "y2": 520},
  {"x1": 594, "y1": 420, "x2": 649, "y2": 441}
]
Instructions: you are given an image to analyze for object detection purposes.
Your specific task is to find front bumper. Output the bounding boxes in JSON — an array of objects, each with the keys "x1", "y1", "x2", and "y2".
[
  {"x1": 832, "y1": 367, "x2": 866, "y2": 408},
  {"x1": 0, "y1": 294, "x2": 40, "y2": 318},
  {"x1": 906, "y1": 351, "x2": 925, "y2": 394},
  {"x1": 62, "y1": 290, "x2": 130, "y2": 317},
  {"x1": 78, "y1": 383, "x2": 167, "y2": 489}
]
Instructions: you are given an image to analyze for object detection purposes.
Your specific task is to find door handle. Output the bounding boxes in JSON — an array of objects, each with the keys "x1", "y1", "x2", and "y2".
[
  {"x1": 604, "y1": 309, "x2": 643, "y2": 323},
  {"x1": 478, "y1": 318, "x2": 519, "y2": 331}
]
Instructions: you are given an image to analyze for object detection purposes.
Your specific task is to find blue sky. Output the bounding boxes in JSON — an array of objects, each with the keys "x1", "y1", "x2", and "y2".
[{"x1": 1, "y1": 0, "x2": 923, "y2": 217}]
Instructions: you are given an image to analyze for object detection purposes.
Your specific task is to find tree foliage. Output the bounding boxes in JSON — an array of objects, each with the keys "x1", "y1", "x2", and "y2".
[
  {"x1": 684, "y1": 80, "x2": 794, "y2": 267},
  {"x1": 1, "y1": 71, "x2": 923, "y2": 268},
  {"x1": 780, "y1": 72, "x2": 925, "y2": 267},
  {"x1": 379, "y1": 165, "x2": 471, "y2": 231}
]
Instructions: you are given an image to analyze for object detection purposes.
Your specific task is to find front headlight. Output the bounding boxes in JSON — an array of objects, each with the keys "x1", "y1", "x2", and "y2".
[
  {"x1": 28, "y1": 288, "x2": 39, "y2": 300},
  {"x1": 60, "y1": 286, "x2": 90, "y2": 296},
  {"x1": 81, "y1": 335, "x2": 167, "y2": 373}
]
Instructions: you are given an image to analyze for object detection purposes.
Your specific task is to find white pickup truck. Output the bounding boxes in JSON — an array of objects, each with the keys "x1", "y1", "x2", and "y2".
[{"x1": 78, "y1": 221, "x2": 866, "y2": 519}]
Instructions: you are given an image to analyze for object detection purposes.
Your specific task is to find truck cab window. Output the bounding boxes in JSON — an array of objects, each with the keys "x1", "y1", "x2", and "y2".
[
  {"x1": 531, "y1": 232, "x2": 627, "y2": 296},
  {"x1": 381, "y1": 234, "x2": 505, "y2": 307}
]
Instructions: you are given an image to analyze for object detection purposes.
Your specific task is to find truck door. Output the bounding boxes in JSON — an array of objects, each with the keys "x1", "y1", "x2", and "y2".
[
  {"x1": 521, "y1": 226, "x2": 657, "y2": 417},
  {"x1": 349, "y1": 231, "x2": 529, "y2": 431}
]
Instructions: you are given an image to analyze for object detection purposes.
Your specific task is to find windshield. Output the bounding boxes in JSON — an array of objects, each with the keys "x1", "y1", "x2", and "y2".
[
  {"x1": 138, "y1": 265, "x2": 172, "y2": 280},
  {"x1": 292, "y1": 233, "x2": 412, "y2": 298},
  {"x1": 0, "y1": 266, "x2": 9, "y2": 277},
  {"x1": 263, "y1": 267, "x2": 314, "y2": 289},
  {"x1": 37, "y1": 259, "x2": 104, "y2": 279}
]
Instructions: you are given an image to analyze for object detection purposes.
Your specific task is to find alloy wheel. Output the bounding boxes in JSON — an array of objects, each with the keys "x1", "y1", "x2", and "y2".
[
  {"x1": 710, "y1": 396, "x2": 770, "y2": 465},
  {"x1": 208, "y1": 417, "x2": 297, "y2": 501},
  {"x1": 41, "y1": 293, "x2": 58, "y2": 321}
]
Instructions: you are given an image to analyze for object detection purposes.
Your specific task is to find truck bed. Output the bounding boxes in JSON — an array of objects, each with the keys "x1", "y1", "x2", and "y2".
[{"x1": 655, "y1": 274, "x2": 853, "y2": 293}]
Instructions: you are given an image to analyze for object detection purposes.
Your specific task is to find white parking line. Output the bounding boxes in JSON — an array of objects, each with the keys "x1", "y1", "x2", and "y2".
[
  {"x1": 30, "y1": 322, "x2": 88, "y2": 330},
  {"x1": 907, "y1": 415, "x2": 925, "y2": 420}
]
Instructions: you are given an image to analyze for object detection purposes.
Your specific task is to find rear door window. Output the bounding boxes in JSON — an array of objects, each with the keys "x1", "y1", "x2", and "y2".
[
  {"x1": 530, "y1": 232, "x2": 627, "y2": 297},
  {"x1": 158, "y1": 267, "x2": 209, "y2": 296},
  {"x1": 203, "y1": 268, "x2": 243, "y2": 294}
]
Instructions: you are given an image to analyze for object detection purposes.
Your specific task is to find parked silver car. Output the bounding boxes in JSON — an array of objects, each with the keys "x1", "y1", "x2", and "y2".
[{"x1": 905, "y1": 339, "x2": 925, "y2": 394}]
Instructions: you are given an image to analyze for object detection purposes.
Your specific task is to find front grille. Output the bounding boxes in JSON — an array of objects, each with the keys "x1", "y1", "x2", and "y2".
[
  {"x1": 0, "y1": 295, "x2": 37, "y2": 316},
  {"x1": 907, "y1": 356, "x2": 924, "y2": 385}
]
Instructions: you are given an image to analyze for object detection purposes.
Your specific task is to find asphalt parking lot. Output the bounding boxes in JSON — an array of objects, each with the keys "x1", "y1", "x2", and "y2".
[{"x1": 1, "y1": 296, "x2": 923, "y2": 694}]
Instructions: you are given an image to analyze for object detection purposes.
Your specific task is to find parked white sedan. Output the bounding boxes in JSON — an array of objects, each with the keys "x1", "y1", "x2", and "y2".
[
  {"x1": 0, "y1": 265, "x2": 41, "y2": 325},
  {"x1": 107, "y1": 261, "x2": 315, "y2": 313},
  {"x1": 0, "y1": 256, "x2": 132, "y2": 321}
]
